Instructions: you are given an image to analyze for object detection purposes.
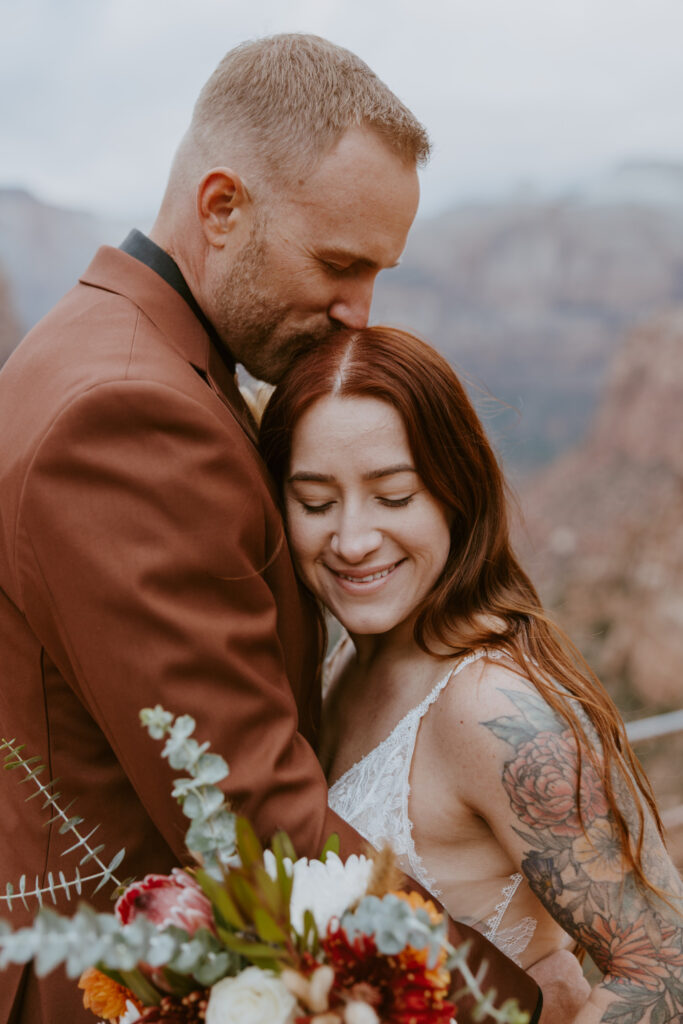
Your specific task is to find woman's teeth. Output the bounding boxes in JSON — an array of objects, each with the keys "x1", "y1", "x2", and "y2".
[{"x1": 337, "y1": 564, "x2": 396, "y2": 583}]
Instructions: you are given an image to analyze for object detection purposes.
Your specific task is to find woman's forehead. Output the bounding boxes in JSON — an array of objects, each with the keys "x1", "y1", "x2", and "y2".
[{"x1": 290, "y1": 395, "x2": 412, "y2": 468}]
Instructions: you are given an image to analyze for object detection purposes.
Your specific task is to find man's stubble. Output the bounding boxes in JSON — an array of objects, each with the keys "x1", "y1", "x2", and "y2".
[{"x1": 209, "y1": 216, "x2": 337, "y2": 384}]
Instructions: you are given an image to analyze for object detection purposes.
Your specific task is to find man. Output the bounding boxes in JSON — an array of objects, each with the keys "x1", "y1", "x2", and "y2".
[{"x1": 0, "y1": 34, "x2": 586, "y2": 1023}]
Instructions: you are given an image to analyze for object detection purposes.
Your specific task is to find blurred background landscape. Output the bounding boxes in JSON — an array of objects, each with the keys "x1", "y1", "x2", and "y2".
[{"x1": 2, "y1": 0, "x2": 681, "y2": 865}]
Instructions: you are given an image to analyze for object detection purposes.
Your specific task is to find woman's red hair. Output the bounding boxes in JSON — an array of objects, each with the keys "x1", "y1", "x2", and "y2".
[{"x1": 259, "y1": 326, "x2": 664, "y2": 896}]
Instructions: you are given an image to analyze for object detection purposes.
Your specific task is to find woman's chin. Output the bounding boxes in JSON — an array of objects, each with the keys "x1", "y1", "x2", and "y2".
[{"x1": 327, "y1": 605, "x2": 414, "y2": 640}]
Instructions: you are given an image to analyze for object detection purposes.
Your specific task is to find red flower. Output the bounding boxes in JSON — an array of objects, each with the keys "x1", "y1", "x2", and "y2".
[
  {"x1": 503, "y1": 729, "x2": 608, "y2": 837},
  {"x1": 321, "y1": 924, "x2": 455, "y2": 1024},
  {"x1": 115, "y1": 869, "x2": 216, "y2": 935}
]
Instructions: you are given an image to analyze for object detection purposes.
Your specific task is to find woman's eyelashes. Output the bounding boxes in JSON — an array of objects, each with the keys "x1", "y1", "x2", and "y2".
[
  {"x1": 297, "y1": 494, "x2": 416, "y2": 515},
  {"x1": 300, "y1": 501, "x2": 334, "y2": 515}
]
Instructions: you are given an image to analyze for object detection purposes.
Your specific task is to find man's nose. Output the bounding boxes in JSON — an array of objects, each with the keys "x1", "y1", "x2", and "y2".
[
  {"x1": 330, "y1": 511, "x2": 382, "y2": 563},
  {"x1": 328, "y1": 279, "x2": 375, "y2": 330}
]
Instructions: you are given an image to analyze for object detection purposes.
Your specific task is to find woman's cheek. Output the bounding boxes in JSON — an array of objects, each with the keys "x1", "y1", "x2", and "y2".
[{"x1": 287, "y1": 513, "x2": 316, "y2": 569}]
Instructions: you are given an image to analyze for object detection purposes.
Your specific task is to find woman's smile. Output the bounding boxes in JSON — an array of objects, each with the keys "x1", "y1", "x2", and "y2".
[{"x1": 324, "y1": 558, "x2": 406, "y2": 591}]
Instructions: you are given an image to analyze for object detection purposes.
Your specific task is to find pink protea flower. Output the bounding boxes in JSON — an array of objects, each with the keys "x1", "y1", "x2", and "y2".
[{"x1": 115, "y1": 868, "x2": 216, "y2": 936}]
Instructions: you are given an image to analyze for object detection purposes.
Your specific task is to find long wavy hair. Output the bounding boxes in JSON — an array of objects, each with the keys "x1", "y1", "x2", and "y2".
[{"x1": 259, "y1": 325, "x2": 664, "y2": 895}]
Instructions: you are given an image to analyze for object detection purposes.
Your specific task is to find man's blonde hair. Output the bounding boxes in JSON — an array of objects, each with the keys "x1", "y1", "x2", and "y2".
[{"x1": 189, "y1": 33, "x2": 430, "y2": 179}]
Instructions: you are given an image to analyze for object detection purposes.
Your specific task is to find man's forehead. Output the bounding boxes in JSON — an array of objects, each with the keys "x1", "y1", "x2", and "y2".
[{"x1": 288, "y1": 128, "x2": 418, "y2": 199}]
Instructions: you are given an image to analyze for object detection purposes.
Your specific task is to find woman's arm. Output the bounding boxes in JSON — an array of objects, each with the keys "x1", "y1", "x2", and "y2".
[{"x1": 454, "y1": 663, "x2": 683, "y2": 1023}]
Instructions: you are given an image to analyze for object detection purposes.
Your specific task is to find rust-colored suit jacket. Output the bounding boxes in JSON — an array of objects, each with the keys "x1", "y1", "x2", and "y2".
[{"x1": 0, "y1": 246, "x2": 540, "y2": 1023}]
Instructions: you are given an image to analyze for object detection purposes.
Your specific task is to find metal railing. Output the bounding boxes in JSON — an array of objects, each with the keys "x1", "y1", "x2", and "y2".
[
  {"x1": 626, "y1": 710, "x2": 683, "y2": 833},
  {"x1": 625, "y1": 709, "x2": 683, "y2": 744}
]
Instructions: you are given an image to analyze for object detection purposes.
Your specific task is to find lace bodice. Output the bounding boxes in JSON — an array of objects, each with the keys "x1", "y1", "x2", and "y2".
[{"x1": 327, "y1": 644, "x2": 537, "y2": 965}]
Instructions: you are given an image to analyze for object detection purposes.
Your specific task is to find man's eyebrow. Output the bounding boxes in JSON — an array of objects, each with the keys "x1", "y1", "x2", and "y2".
[
  {"x1": 320, "y1": 249, "x2": 401, "y2": 271},
  {"x1": 288, "y1": 465, "x2": 416, "y2": 484}
]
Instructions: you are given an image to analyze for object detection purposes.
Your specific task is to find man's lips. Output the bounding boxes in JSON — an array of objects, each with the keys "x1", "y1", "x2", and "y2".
[{"x1": 325, "y1": 559, "x2": 405, "y2": 585}]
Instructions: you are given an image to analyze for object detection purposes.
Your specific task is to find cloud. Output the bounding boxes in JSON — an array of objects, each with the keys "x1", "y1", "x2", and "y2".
[{"x1": 3, "y1": 0, "x2": 683, "y2": 218}]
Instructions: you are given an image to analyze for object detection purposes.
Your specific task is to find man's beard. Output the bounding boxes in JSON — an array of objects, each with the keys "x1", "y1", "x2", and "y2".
[{"x1": 209, "y1": 220, "x2": 334, "y2": 384}]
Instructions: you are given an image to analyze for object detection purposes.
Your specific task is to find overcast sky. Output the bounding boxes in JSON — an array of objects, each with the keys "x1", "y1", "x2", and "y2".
[{"x1": 3, "y1": 0, "x2": 683, "y2": 221}]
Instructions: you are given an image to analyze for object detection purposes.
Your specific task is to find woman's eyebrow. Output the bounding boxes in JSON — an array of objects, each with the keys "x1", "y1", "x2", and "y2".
[
  {"x1": 288, "y1": 471, "x2": 335, "y2": 483},
  {"x1": 288, "y1": 465, "x2": 416, "y2": 484},
  {"x1": 363, "y1": 464, "x2": 417, "y2": 481}
]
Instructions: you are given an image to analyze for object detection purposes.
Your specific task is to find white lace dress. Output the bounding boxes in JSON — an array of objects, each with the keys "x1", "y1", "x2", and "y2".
[{"x1": 327, "y1": 645, "x2": 537, "y2": 966}]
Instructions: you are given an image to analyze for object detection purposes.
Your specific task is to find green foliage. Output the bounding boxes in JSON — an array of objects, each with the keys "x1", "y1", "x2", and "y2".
[
  {"x1": 320, "y1": 832, "x2": 340, "y2": 862},
  {"x1": 139, "y1": 707, "x2": 236, "y2": 878},
  {"x1": 448, "y1": 942, "x2": 530, "y2": 1024},
  {"x1": 210, "y1": 813, "x2": 302, "y2": 969},
  {"x1": 0, "y1": 738, "x2": 126, "y2": 912},
  {"x1": 342, "y1": 893, "x2": 447, "y2": 966}
]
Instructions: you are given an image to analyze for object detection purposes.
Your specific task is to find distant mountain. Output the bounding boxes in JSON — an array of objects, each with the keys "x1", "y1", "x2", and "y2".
[
  {"x1": 0, "y1": 261, "x2": 22, "y2": 364},
  {"x1": 0, "y1": 188, "x2": 131, "y2": 334},
  {"x1": 519, "y1": 307, "x2": 683, "y2": 708},
  {"x1": 579, "y1": 159, "x2": 683, "y2": 207},
  {"x1": 373, "y1": 165, "x2": 683, "y2": 468}
]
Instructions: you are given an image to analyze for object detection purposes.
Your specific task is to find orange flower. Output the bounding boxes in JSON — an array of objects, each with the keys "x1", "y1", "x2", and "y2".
[{"x1": 78, "y1": 968, "x2": 141, "y2": 1020}]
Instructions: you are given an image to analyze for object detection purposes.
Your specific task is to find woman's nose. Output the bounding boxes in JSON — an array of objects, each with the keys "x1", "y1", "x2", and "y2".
[{"x1": 330, "y1": 513, "x2": 382, "y2": 563}]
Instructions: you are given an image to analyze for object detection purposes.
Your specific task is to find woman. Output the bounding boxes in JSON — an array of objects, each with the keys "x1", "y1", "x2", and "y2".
[{"x1": 259, "y1": 326, "x2": 683, "y2": 1022}]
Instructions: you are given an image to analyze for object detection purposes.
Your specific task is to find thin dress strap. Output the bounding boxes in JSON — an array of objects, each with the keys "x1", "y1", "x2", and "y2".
[{"x1": 328, "y1": 649, "x2": 488, "y2": 897}]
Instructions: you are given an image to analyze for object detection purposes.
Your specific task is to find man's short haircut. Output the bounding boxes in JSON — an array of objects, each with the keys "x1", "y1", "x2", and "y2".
[{"x1": 190, "y1": 33, "x2": 430, "y2": 179}]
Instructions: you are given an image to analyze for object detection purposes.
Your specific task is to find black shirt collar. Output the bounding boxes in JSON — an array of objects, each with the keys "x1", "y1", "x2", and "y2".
[{"x1": 119, "y1": 229, "x2": 235, "y2": 372}]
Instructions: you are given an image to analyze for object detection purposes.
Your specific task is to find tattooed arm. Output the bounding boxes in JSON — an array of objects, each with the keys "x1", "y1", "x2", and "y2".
[{"x1": 454, "y1": 662, "x2": 683, "y2": 1024}]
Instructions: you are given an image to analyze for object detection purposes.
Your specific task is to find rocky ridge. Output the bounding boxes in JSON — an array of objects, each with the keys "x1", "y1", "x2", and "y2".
[
  {"x1": 373, "y1": 185, "x2": 683, "y2": 468},
  {"x1": 519, "y1": 309, "x2": 683, "y2": 709}
]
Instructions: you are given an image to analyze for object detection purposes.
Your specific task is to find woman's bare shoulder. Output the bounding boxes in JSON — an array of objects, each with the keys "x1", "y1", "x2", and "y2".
[{"x1": 443, "y1": 651, "x2": 542, "y2": 728}]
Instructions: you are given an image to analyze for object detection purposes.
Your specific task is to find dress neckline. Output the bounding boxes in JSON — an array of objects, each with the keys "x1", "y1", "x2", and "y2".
[{"x1": 328, "y1": 648, "x2": 487, "y2": 791}]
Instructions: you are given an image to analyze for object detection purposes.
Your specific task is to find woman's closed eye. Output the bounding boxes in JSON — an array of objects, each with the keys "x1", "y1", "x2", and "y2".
[
  {"x1": 299, "y1": 501, "x2": 334, "y2": 515},
  {"x1": 378, "y1": 494, "x2": 415, "y2": 508},
  {"x1": 297, "y1": 494, "x2": 415, "y2": 515}
]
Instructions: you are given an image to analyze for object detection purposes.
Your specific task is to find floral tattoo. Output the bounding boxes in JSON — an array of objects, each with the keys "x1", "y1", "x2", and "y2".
[{"x1": 483, "y1": 689, "x2": 683, "y2": 1023}]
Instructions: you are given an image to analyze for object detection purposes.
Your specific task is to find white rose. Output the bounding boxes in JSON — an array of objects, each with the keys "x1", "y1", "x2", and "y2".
[{"x1": 205, "y1": 967, "x2": 298, "y2": 1024}]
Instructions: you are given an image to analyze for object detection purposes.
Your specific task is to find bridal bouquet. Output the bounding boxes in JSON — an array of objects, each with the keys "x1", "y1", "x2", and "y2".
[{"x1": 0, "y1": 708, "x2": 528, "y2": 1024}]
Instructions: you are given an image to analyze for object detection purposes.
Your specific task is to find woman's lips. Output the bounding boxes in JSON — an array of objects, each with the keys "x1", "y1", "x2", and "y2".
[{"x1": 325, "y1": 559, "x2": 405, "y2": 591}]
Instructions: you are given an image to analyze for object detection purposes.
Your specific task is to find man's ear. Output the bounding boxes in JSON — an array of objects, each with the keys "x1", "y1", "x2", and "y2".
[{"x1": 196, "y1": 168, "x2": 252, "y2": 248}]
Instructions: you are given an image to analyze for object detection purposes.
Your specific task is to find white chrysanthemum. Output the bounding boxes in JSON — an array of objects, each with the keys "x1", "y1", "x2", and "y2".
[{"x1": 263, "y1": 850, "x2": 373, "y2": 934}]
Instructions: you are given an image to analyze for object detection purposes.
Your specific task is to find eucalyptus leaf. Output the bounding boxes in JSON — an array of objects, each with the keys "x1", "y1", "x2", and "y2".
[{"x1": 192, "y1": 950, "x2": 234, "y2": 986}]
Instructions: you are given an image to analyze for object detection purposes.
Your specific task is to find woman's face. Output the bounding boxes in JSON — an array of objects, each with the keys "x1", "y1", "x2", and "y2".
[{"x1": 285, "y1": 395, "x2": 452, "y2": 638}]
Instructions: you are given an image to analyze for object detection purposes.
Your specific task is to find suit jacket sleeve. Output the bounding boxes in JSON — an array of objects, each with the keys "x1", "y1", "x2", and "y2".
[{"x1": 16, "y1": 377, "x2": 361, "y2": 860}]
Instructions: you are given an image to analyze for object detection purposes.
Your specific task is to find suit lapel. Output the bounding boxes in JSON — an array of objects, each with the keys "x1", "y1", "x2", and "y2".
[
  {"x1": 206, "y1": 345, "x2": 259, "y2": 447},
  {"x1": 81, "y1": 245, "x2": 259, "y2": 447}
]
